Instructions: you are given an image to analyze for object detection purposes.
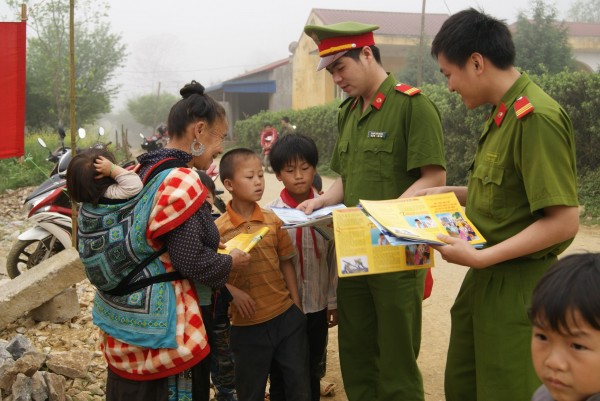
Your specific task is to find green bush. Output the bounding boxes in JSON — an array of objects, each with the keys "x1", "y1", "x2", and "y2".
[
  {"x1": 578, "y1": 167, "x2": 600, "y2": 224},
  {"x1": 233, "y1": 103, "x2": 340, "y2": 169},
  {"x1": 0, "y1": 129, "x2": 130, "y2": 193},
  {"x1": 421, "y1": 84, "x2": 486, "y2": 186},
  {"x1": 532, "y1": 71, "x2": 600, "y2": 173}
]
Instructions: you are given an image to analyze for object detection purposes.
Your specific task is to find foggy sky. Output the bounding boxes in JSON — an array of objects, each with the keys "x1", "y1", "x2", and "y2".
[{"x1": 0, "y1": 0, "x2": 577, "y2": 112}]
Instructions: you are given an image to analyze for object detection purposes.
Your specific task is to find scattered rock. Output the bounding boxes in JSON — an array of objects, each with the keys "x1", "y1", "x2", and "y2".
[
  {"x1": 11, "y1": 373, "x2": 32, "y2": 401},
  {"x1": 6, "y1": 336, "x2": 34, "y2": 361},
  {"x1": 14, "y1": 352, "x2": 46, "y2": 376},
  {"x1": 46, "y1": 351, "x2": 92, "y2": 379},
  {"x1": 30, "y1": 372, "x2": 48, "y2": 401}
]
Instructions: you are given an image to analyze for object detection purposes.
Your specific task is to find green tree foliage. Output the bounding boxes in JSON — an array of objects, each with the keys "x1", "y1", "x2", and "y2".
[
  {"x1": 513, "y1": 0, "x2": 575, "y2": 75},
  {"x1": 396, "y1": 43, "x2": 445, "y2": 86},
  {"x1": 127, "y1": 92, "x2": 179, "y2": 130},
  {"x1": 568, "y1": 0, "x2": 600, "y2": 23},
  {"x1": 8, "y1": 0, "x2": 127, "y2": 130}
]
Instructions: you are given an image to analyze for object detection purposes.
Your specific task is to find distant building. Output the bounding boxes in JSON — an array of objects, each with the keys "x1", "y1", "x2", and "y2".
[
  {"x1": 206, "y1": 58, "x2": 292, "y2": 136},
  {"x1": 560, "y1": 21, "x2": 600, "y2": 71}
]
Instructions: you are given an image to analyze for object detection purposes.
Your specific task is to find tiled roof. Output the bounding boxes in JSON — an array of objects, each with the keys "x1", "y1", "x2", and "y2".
[
  {"x1": 312, "y1": 8, "x2": 449, "y2": 37},
  {"x1": 563, "y1": 21, "x2": 600, "y2": 37},
  {"x1": 230, "y1": 58, "x2": 290, "y2": 81}
]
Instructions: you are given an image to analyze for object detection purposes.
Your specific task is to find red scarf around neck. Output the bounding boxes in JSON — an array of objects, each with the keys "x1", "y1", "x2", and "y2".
[{"x1": 280, "y1": 188, "x2": 320, "y2": 278}]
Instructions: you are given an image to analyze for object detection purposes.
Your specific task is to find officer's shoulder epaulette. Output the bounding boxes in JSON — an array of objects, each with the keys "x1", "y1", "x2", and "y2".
[
  {"x1": 514, "y1": 96, "x2": 534, "y2": 119},
  {"x1": 394, "y1": 83, "x2": 421, "y2": 96}
]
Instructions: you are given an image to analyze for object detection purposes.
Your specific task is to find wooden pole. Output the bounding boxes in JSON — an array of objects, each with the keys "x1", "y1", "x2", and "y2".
[
  {"x1": 69, "y1": 0, "x2": 77, "y2": 247},
  {"x1": 417, "y1": 0, "x2": 427, "y2": 86}
]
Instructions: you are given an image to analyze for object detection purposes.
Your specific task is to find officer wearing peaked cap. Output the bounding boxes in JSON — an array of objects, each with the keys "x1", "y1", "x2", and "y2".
[{"x1": 299, "y1": 21, "x2": 446, "y2": 401}]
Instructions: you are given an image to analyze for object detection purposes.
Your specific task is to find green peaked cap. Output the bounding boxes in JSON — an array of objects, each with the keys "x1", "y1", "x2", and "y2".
[{"x1": 304, "y1": 21, "x2": 379, "y2": 41}]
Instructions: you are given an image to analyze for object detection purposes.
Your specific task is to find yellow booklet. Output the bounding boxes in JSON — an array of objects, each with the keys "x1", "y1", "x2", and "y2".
[
  {"x1": 359, "y1": 192, "x2": 486, "y2": 247},
  {"x1": 332, "y1": 208, "x2": 434, "y2": 277},
  {"x1": 217, "y1": 227, "x2": 270, "y2": 254}
]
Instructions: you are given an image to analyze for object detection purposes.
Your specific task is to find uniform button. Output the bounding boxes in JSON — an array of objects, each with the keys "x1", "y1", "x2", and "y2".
[{"x1": 247, "y1": 225, "x2": 251, "y2": 230}]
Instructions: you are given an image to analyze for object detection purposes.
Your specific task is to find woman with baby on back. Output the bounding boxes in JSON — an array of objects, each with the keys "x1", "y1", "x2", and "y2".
[{"x1": 69, "y1": 80, "x2": 249, "y2": 401}]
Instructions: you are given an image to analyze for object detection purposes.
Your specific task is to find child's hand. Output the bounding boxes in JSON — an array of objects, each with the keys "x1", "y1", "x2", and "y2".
[
  {"x1": 230, "y1": 249, "x2": 250, "y2": 270},
  {"x1": 94, "y1": 156, "x2": 114, "y2": 179},
  {"x1": 327, "y1": 309, "x2": 338, "y2": 328},
  {"x1": 228, "y1": 286, "x2": 256, "y2": 319}
]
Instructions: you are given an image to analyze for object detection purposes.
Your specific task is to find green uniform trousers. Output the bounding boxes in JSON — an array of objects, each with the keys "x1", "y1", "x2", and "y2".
[
  {"x1": 445, "y1": 258, "x2": 552, "y2": 401},
  {"x1": 338, "y1": 269, "x2": 426, "y2": 401}
]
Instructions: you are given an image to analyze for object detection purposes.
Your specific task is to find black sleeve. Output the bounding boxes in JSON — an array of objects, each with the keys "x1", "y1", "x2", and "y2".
[{"x1": 163, "y1": 204, "x2": 232, "y2": 288}]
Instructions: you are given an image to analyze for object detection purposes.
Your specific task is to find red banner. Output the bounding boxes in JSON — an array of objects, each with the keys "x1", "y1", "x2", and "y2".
[{"x1": 0, "y1": 21, "x2": 26, "y2": 159}]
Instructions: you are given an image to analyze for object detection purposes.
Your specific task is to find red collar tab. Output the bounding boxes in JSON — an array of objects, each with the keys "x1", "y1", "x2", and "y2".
[
  {"x1": 372, "y1": 92, "x2": 386, "y2": 110},
  {"x1": 317, "y1": 32, "x2": 375, "y2": 57},
  {"x1": 350, "y1": 97, "x2": 359, "y2": 110},
  {"x1": 494, "y1": 103, "x2": 507, "y2": 127},
  {"x1": 394, "y1": 83, "x2": 421, "y2": 96},
  {"x1": 514, "y1": 96, "x2": 534, "y2": 119},
  {"x1": 280, "y1": 188, "x2": 314, "y2": 208}
]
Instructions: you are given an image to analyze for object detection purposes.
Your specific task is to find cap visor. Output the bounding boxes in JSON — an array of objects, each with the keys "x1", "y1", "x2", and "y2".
[{"x1": 317, "y1": 51, "x2": 348, "y2": 71}]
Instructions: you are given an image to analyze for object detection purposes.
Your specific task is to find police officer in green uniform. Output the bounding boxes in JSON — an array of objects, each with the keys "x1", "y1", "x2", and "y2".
[
  {"x1": 299, "y1": 21, "x2": 446, "y2": 401},
  {"x1": 422, "y1": 9, "x2": 579, "y2": 401}
]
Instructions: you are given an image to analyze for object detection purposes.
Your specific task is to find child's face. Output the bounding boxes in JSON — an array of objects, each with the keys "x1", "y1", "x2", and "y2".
[
  {"x1": 226, "y1": 156, "x2": 264, "y2": 203},
  {"x1": 205, "y1": 191, "x2": 214, "y2": 206},
  {"x1": 532, "y1": 310, "x2": 600, "y2": 401},
  {"x1": 276, "y1": 158, "x2": 316, "y2": 200}
]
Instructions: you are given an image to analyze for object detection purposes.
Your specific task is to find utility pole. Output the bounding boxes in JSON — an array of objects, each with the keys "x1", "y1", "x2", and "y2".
[
  {"x1": 69, "y1": 0, "x2": 77, "y2": 247},
  {"x1": 152, "y1": 81, "x2": 161, "y2": 133},
  {"x1": 417, "y1": 0, "x2": 427, "y2": 87}
]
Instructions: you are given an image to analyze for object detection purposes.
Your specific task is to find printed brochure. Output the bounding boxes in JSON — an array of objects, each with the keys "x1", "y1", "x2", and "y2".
[
  {"x1": 359, "y1": 193, "x2": 486, "y2": 247},
  {"x1": 332, "y1": 208, "x2": 434, "y2": 277}
]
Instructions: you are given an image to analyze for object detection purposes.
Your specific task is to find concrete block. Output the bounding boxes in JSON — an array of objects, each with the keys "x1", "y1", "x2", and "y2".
[
  {"x1": 30, "y1": 288, "x2": 79, "y2": 324},
  {"x1": 0, "y1": 249, "x2": 85, "y2": 330}
]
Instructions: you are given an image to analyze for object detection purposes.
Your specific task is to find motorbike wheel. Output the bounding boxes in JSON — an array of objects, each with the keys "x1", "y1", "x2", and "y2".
[{"x1": 6, "y1": 237, "x2": 65, "y2": 279}]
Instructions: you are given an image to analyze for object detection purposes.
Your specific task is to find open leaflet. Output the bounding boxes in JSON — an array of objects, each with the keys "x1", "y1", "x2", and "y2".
[
  {"x1": 217, "y1": 227, "x2": 270, "y2": 254},
  {"x1": 270, "y1": 203, "x2": 346, "y2": 227},
  {"x1": 332, "y1": 208, "x2": 434, "y2": 277},
  {"x1": 270, "y1": 204, "x2": 346, "y2": 241},
  {"x1": 359, "y1": 192, "x2": 486, "y2": 247}
]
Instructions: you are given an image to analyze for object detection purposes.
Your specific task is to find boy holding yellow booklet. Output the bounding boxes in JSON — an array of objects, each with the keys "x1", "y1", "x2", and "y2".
[{"x1": 215, "y1": 148, "x2": 310, "y2": 401}]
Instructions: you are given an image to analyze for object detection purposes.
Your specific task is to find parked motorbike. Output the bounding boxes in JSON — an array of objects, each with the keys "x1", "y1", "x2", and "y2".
[
  {"x1": 140, "y1": 130, "x2": 168, "y2": 152},
  {"x1": 6, "y1": 127, "x2": 116, "y2": 278}
]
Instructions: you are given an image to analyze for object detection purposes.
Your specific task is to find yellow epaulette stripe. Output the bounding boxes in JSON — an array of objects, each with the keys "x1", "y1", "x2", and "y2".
[{"x1": 516, "y1": 104, "x2": 533, "y2": 117}]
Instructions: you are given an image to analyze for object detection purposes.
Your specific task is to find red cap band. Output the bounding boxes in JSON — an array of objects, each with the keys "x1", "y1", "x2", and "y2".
[{"x1": 317, "y1": 32, "x2": 375, "y2": 56}]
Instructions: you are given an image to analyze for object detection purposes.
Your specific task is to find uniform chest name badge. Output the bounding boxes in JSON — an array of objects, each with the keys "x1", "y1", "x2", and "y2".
[{"x1": 367, "y1": 131, "x2": 387, "y2": 139}]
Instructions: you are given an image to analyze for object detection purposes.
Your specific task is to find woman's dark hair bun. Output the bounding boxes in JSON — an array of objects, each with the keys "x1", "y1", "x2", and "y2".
[{"x1": 180, "y1": 80, "x2": 205, "y2": 98}]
